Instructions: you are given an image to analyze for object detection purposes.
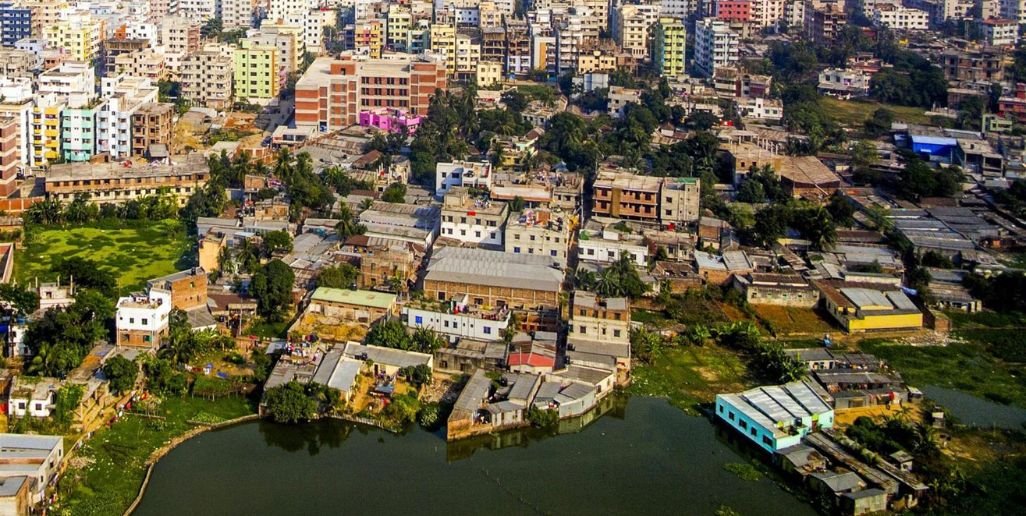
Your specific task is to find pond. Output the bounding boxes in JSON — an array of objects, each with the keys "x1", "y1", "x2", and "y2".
[
  {"x1": 135, "y1": 397, "x2": 815, "y2": 516},
  {"x1": 924, "y1": 385, "x2": 1026, "y2": 430}
]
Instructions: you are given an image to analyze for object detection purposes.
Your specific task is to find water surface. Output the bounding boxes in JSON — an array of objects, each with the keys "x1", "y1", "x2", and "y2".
[
  {"x1": 136, "y1": 397, "x2": 814, "y2": 516},
  {"x1": 924, "y1": 385, "x2": 1026, "y2": 430}
]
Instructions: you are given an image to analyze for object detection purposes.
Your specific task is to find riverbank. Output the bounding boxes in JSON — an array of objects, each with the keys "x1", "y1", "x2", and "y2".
[
  {"x1": 626, "y1": 344, "x2": 752, "y2": 415},
  {"x1": 55, "y1": 396, "x2": 256, "y2": 516}
]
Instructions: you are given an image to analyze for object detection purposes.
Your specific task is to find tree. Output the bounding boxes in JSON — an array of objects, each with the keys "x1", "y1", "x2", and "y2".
[
  {"x1": 826, "y1": 192, "x2": 855, "y2": 226},
  {"x1": 0, "y1": 283, "x2": 39, "y2": 316},
  {"x1": 334, "y1": 204, "x2": 366, "y2": 241},
  {"x1": 317, "y1": 264, "x2": 359, "y2": 289},
  {"x1": 685, "y1": 111, "x2": 719, "y2": 131},
  {"x1": 52, "y1": 384, "x2": 85, "y2": 429},
  {"x1": 365, "y1": 319, "x2": 412, "y2": 349},
  {"x1": 399, "y1": 364, "x2": 432, "y2": 389},
  {"x1": 262, "y1": 230, "x2": 293, "y2": 256},
  {"x1": 501, "y1": 90, "x2": 529, "y2": 113},
  {"x1": 381, "y1": 183, "x2": 407, "y2": 203},
  {"x1": 142, "y1": 358, "x2": 188, "y2": 395},
  {"x1": 103, "y1": 356, "x2": 138, "y2": 394},
  {"x1": 263, "y1": 381, "x2": 317, "y2": 423},
  {"x1": 250, "y1": 259, "x2": 295, "y2": 321},
  {"x1": 864, "y1": 108, "x2": 894, "y2": 138},
  {"x1": 53, "y1": 257, "x2": 117, "y2": 297},
  {"x1": 25, "y1": 290, "x2": 115, "y2": 378}
]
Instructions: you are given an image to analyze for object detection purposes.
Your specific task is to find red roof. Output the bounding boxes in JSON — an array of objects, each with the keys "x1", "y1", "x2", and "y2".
[{"x1": 507, "y1": 351, "x2": 555, "y2": 368}]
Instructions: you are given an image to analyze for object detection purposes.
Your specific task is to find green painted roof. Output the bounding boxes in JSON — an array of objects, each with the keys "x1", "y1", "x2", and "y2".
[{"x1": 311, "y1": 288, "x2": 397, "y2": 309}]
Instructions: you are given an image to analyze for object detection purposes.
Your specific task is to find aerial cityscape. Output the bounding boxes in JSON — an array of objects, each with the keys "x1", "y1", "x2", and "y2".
[{"x1": 0, "y1": 0, "x2": 1023, "y2": 514}]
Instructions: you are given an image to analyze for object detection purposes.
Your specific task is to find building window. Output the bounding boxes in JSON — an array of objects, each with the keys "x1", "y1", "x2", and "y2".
[
  {"x1": 762, "y1": 435, "x2": 773, "y2": 446},
  {"x1": 728, "y1": 411, "x2": 734, "y2": 421},
  {"x1": 415, "y1": 316, "x2": 423, "y2": 325},
  {"x1": 514, "y1": 246, "x2": 520, "y2": 253},
  {"x1": 739, "y1": 420, "x2": 747, "y2": 430},
  {"x1": 484, "y1": 326, "x2": 492, "y2": 335},
  {"x1": 579, "y1": 325, "x2": 586, "y2": 334},
  {"x1": 613, "y1": 329, "x2": 621, "y2": 338}
]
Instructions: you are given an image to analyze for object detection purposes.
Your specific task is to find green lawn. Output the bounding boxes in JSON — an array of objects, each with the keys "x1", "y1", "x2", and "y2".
[
  {"x1": 56, "y1": 395, "x2": 255, "y2": 516},
  {"x1": 860, "y1": 340, "x2": 1026, "y2": 408},
  {"x1": 628, "y1": 344, "x2": 752, "y2": 415},
  {"x1": 821, "y1": 97, "x2": 933, "y2": 128},
  {"x1": 15, "y1": 220, "x2": 191, "y2": 294}
]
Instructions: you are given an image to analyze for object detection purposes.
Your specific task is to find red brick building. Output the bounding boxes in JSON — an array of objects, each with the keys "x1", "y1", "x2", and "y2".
[
  {"x1": 715, "y1": 0, "x2": 751, "y2": 22},
  {"x1": 294, "y1": 55, "x2": 446, "y2": 132}
]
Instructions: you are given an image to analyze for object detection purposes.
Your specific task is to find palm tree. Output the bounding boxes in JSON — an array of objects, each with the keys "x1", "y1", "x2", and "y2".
[
  {"x1": 334, "y1": 204, "x2": 366, "y2": 240},
  {"x1": 359, "y1": 198, "x2": 374, "y2": 211},
  {"x1": 273, "y1": 148, "x2": 293, "y2": 180}
]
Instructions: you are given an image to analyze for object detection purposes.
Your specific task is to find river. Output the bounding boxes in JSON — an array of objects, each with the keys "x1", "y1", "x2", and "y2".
[
  {"x1": 923, "y1": 385, "x2": 1026, "y2": 430},
  {"x1": 135, "y1": 397, "x2": 815, "y2": 516}
]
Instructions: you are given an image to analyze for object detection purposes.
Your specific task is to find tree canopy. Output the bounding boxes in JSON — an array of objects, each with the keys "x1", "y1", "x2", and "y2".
[{"x1": 250, "y1": 259, "x2": 295, "y2": 321}]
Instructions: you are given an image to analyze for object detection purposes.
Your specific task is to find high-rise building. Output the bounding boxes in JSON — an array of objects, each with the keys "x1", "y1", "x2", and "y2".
[
  {"x1": 221, "y1": 0, "x2": 257, "y2": 29},
  {"x1": 694, "y1": 18, "x2": 739, "y2": 78},
  {"x1": 0, "y1": 2, "x2": 32, "y2": 48},
  {"x1": 613, "y1": 3, "x2": 661, "y2": 61},
  {"x1": 653, "y1": 17, "x2": 686, "y2": 78},
  {"x1": 233, "y1": 40, "x2": 279, "y2": 103},
  {"x1": 180, "y1": 48, "x2": 234, "y2": 110}
]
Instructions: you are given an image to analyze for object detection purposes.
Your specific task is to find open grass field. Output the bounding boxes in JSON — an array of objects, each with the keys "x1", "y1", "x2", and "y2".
[
  {"x1": 628, "y1": 344, "x2": 752, "y2": 415},
  {"x1": 15, "y1": 220, "x2": 190, "y2": 294},
  {"x1": 821, "y1": 97, "x2": 933, "y2": 128},
  {"x1": 56, "y1": 395, "x2": 255, "y2": 516},
  {"x1": 752, "y1": 305, "x2": 838, "y2": 336}
]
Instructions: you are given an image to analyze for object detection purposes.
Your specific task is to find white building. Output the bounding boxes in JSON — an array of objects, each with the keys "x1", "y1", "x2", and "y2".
[
  {"x1": 818, "y1": 68, "x2": 872, "y2": 97},
  {"x1": 403, "y1": 294, "x2": 512, "y2": 341},
  {"x1": 872, "y1": 4, "x2": 930, "y2": 30},
  {"x1": 612, "y1": 3, "x2": 661, "y2": 61},
  {"x1": 440, "y1": 188, "x2": 509, "y2": 247},
  {"x1": 980, "y1": 17, "x2": 1019, "y2": 46},
  {"x1": 115, "y1": 289, "x2": 172, "y2": 348},
  {"x1": 177, "y1": 0, "x2": 217, "y2": 21},
  {"x1": 435, "y1": 160, "x2": 493, "y2": 196},
  {"x1": 7, "y1": 377, "x2": 58, "y2": 419},
  {"x1": 737, "y1": 96, "x2": 783, "y2": 121},
  {"x1": 37, "y1": 62, "x2": 95, "y2": 102},
  {"x1": 750, "y1": 0, "x2": 786, "y2": 28},
  {"x1": 0, "y1": 434, "x2": 64, "y2": 504},
  {"x1": 607, "y1": 86, "x2": 643, "y2": 118},
  {"x1": 578, "y1": 224, "x2": 649, "y2": 267},
  {"x1": 97, "y1": 75, "x2": 159, "y2": 160},
  {"x1": 694, "y1": 19, "x2": 739, "y2": 78}
]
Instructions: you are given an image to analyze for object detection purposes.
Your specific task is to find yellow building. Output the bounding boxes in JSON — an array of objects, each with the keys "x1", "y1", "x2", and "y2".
[
  {"x1": 353, "y1": 19, "x2": 384, "y2": 58},
  {"x1": 44, "y1": 16, "x2": 104, "y2": 63},
  {"x1": 576, "y1": 50, "x2": 616, "y2": 74},
  {"x1": 654, "y1": 17, "x2": 686, "y2": 78},
  {"x1": 30, "y1": 98, "x2": 63, "y2": 167},
  {"x1": 476, "y1": 60, "x2": 503, "y2": 87},
  {"x1": 818, "y1": 283, "x2": 924, "y2": 333},
  {"x1": 386, "y1": 5, "x2": 412, "y2": 51},
  {"x1": 429, "y1": 23, "x2": 456, "y2": 75},
  {"x1": 233, "y1": 40, "x2": 279, "y2": 103}
]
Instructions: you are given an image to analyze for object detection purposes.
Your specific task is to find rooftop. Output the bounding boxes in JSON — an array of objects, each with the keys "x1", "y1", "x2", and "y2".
[
  {"x1": 426, "y1": 247, "x2": 564, "y2": 292},
  {"x1": 717, "y1": 380, "x2": 832, "y2": 438},
  {"x1": 343, "y1": 341, "x2": 432, "y2": 369},
  {"x1": 311, "y1": 287, "x2": 397, "y2": 309}
]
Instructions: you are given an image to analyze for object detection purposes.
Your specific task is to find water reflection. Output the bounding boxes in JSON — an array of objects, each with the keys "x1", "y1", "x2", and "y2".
[{"x1": 259, "y1": 418, "x2": 355, "y2": 455}]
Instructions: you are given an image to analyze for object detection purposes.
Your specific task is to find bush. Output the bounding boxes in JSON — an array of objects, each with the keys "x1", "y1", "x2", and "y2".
[
  {"x1": 527, "y1": 405, "x2": 559, "y2": 428},
  {"x1": 263, "y1": 381, "x2": 317, "y2": 423}
]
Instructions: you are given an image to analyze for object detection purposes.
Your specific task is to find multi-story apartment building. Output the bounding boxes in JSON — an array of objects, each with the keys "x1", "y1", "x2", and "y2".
[
  {"x1": 440, "y1": 188, "x2": 509, "y2": 247},
  {"x1": 38, "y1": 62, "x2": 96, "y2": 102},
  {"x1": 505, "y1": 19, "x2": 531, "y2": 76},
  {"x1": 653, "y1": 17, "x2": 686, "y2": 78},
  {"x1": 577, "y1": 50, "x2": 617, "y2": 73},
  {"x1": 872, "y1": 4, "x2": 929, "y2": 30},
  {"x1": 0, "y1": 116, "x2": 20, "y2": 197},
  {"x1": 435, "y1": 160, "x2": 492, "y2": 195},
  {"x1": 233, "y1": 40, "x2": 279, "y2": 103},
  {"x1": 44, "y1": 15, "x2": 104, "y2": 63},
  {"x1": 24, "y1": 0, "x2": 68, "y2": 38},
  {"x1": 613, "y1": 3, "x2": 660, "y2": 61},
  {"x1": 159, "y1": 16, "x2": 201, "y2": 69},
  {"x1": 353, "y1": 19, "x2": 385, "y2": 57},
  {"x1": 386, "y1": 5, "x2": 413, "y2": 51},
  {"x1": 716, "y1": 0, "x2": 753, "y2": 21},
  {"x1": 131, "y1": 103, "x2": 173, "y2": 157},
  {"x1": 103, "y1": 38, "x2": 150, "y2": 77},
  {"x1": 221, "y1": 0, "x2": 257, "y2": 29},
  {"x1": 1000, "y1": 0, "x2": 1026, "y2": 24},
  {"x1": 660, "y1": 177, "x2": 701, "y2": 224},
  {"x1": 180, "y1": 49, "x2": 234, "y2": 110},
  {"x1": 979, "y1": 17, "x2": 1019, "y2": 46},
  {"x1": 694, "y1": 18, "x2": 739, "y2": 78},
  {"x1": 504, "y1": 208, "x2": 571, "y2": 267},
  {"x1": 45, "y1": 154, "x2": 210, "y2": 205},
  {"x1": 0, "y1": 81, "x2": 32, "y2": 170},
  {"x1": 61, "y1": 102, "x2": 101, "y2": 162},
  {"x1": 567, "y1": 290, "x2": 631, "y2": 384},
  {"x1": 593, "y1": 170, "x2": 700, "y2": 224},
  {"x1": 804, "y1": 2, "x2": 847, "y2": 44},
  {"x1": 114, "y1": 48, "x2": 169, "y2": 82},
  {"x1": 939, "y1": 49, "x2": 1005, "y2": 82},
  {"x1": 30, "y1": 94, "x2": 63, "y2": 168},
  {"x1": 294, "y1": 54, "x2": 446, "y2": 132},
  {"x1": 177, "y1": 0, "x2": 217, "y2": 22},
  {"x1": 116, "y1": 289, "x2": 171, "y2": 348},
  {"x1": 249, "y1": 24, "x2": 304, "y2": 75},
  {"x1": 97, "y1": 75, "x2": 159, "y2": 160},
  {"x1": 750, "y1": 0, "x2": 786, "y2": 27},
  {"x1": 0, "y1": 48, "x2": 38, "y2": 78},
  {"x1": 0, "y1": 2, "x2": 32, "y2": 48}
]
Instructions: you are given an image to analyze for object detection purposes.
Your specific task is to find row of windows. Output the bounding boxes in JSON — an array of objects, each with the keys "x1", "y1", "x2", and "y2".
[
  {"x1": 512, "y1": 233, "x2": 560, "y2": 243},
  {"x1": 443, "y1": 227, "x2": 497, "y2": 239},
  {"x1": 574, "y1": 325, "x2": 622, "y2": 338},
  {"x1": 511, "y1": 246, "x2": 559, "y2": 257},
  {"x1": 443, "y1": 215, "x2": 499, "y2": 226},
  {"x1": 718, "y1": 405, "x2": 775, "y2": 447}
]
